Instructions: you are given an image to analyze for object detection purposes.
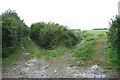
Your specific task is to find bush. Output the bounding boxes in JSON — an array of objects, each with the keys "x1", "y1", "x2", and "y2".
[
  {"x1": 107, "y1": 15, "x2": 120, "y2": 51},
  {"x1": 2, "y1": 9, "x2": 29, "y2": 58},
  {"x1": 107, "y1": 15, "x2": 120, "y2": 68},
  {"x1": 30, "y1": 22, "x2": 80, "y2": 49}
]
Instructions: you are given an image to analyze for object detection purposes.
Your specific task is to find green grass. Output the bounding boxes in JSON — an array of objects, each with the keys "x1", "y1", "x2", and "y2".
[
  {"x1": 23, "y1": 36, "x2": 68, "y2": 58},
  {"x1": 103, "y1": 44, "x2": 120, "y2": 69},
  {"x1": 73, "y1": 39, "x2": 97, "y2": 62},
  {"x1": 81, "y1": 30, "x2": 108, "y2": 41},
  {"x1": 2, "y1": 46, "x2": 22, "y2": 65},
  {"x1": 2, "y1": 36, "x2": 68, "y2": 65},
  {"x1": 73, "y1": 30, "x2": 108, "y2": 65},
  {"x1": 86, "y1": 30, "x2": 108, "y2": 35}
]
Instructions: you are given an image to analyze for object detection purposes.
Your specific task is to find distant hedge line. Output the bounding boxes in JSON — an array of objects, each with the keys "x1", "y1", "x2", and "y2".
[{"x1": 93, "y1": 28, "x2": 108, "y2": 30}]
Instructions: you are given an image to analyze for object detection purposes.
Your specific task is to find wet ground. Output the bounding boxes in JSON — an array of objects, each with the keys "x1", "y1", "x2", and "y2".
[
  {"x1": 3, "y1": 57, "x2": 108, "y2": 78},
  {"x1": 2, "y1": 40, "x2": 119, "y2": 78},
  {"x1": 3, "y1": 50, "x2": 118, "y2": 78}
]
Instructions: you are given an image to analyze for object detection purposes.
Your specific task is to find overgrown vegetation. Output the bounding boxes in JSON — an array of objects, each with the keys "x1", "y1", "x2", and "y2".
[
  {"x1": 74, "y1": 39, "x2": 97, "y2": 61},
  {"x1": 2, "y1": 9, "x2": 81, "y2": 64},
  {"x1": 2, "y1": 45, "x2": 22, "y2": 65},
  {"x1": 72, "y1": 30, "x2": 108, "y2": 66},
  {"x1": 1, "y1": 9, "x2": 29, "y2": 58},
  {"x1": 23, "y1": 36, "x2": 68, "y2": 58},
  {"x1": 106, "y1": 15, "x2": 120, "y2": 68},
  {"x1": 30, "y1": 22, "x2": 80, "y2": 49},
  {"x1": 2, "y1": 9, "x2": 119, "y2": 72}
]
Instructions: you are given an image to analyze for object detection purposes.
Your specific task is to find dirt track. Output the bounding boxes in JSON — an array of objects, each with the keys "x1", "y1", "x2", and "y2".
[{"x1": 2, "y1": 40, "x2": 118, "y2": 78}]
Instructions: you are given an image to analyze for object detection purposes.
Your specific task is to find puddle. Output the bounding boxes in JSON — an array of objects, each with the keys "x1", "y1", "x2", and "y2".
[
  {"x1": 24, "y1": 52, "x2": 29, "y2": 55},
  {"x1": 66, "y1": 64, "x2": 107, "y2": 78},
  {"x1": 27, "y1": 58, "x2": 38, "y2": 63},
  {"x1": 22, "y1": 58, "x2": 39, "y2": 71},
  {"x1": 2, "y1": 58, "x2": 116, "y2": 78},
  {"x1": 3, "y1": 39, "x2": 117, "y2": 78}
]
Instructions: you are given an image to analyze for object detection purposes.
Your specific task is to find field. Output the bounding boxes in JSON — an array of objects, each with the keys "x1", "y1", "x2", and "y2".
[{"x1": 86, "y1": 30, "x2": 108, "y2": 34}]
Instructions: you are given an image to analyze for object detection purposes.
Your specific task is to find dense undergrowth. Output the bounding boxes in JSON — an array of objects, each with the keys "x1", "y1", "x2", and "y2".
[
  {"x1": 2, "y1": 45, "x2": 23, "y2": 65},
  {"x1": 30, "y1": 22, "x2": 81, "y2": 49},
  {"x1": 73, "y1": 30, "x2": 106, "y2": 66},
  {"x1": 23, "y1": 36, "x2": 68, "y2": 58},
  {"x1": 74, "y1": 39, "x2": 96, "y2": 61},
  {"x1": 106, "y1": 16, "x2": 120, "y2": 69},
  {"x1": 2, "y1": 9, "x2": 120, "y2": 70},
  {"x1": 104, "y1": 43, "x2": 119, "y2": 69},
  {"x1": 1, "y1": 9, "x2": 29, "y2": 58}
]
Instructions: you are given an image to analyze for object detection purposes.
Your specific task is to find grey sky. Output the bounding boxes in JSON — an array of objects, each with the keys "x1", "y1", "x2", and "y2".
[{"x1": 0, "y1": 0, "x2": 119, "y2": 30}]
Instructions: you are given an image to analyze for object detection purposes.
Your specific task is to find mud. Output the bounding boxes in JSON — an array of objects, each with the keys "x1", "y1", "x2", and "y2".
[
  {"x1": 2, "y1": 40, "x2": 118, "y2": 78},
  {"x1": 3, "y1": 56, "x2": 115, "y2": 78}
]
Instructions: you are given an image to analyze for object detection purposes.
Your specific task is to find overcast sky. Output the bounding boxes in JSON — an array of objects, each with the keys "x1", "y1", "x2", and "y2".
[{"x1": 0, "y1": 0, "x2": 119, "y2": 30}]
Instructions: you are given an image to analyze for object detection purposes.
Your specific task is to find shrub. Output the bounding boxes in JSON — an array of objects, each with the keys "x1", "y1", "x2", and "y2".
[
  {"x1": 107, "y1": 15, "x2": 120, "y2": 51},
  {"x1": 2, "y1": 9, "x2": 29, "y2": 58},
  {"x1": 107, "y1": 15, "x2": 120, "y2": 68},
  {"x1": 30, "y1": 22, "x2": 80, "y2": 49}
]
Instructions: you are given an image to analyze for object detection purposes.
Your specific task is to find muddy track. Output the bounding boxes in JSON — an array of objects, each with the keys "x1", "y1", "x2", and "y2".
[{"x1": 2, "y1": 39, "x2": 117, "y2": 78}]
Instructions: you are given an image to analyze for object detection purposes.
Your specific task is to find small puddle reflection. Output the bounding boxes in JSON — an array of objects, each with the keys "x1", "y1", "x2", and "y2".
[
  {"x1": 66, "y1": 64, "x2": 107, "y2": 78},
  {"x1": 21, "y1": 58, "x2": 39, "y2": 72},
  {"x1": 78, "y1": 64, "x2": 106, "y2": 78}
]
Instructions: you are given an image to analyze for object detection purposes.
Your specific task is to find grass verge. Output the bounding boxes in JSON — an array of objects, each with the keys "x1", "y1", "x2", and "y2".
[
  {"x1": 73, "y1": 30, "x2": 108, "y2": 66},
  {"x1": 103, "y1": 45, "x2": 119, "y2": 70},
  {"x1": 73, "y1": 39, "x2": 97, "y2": 64},
  {"x1": 23, "y1": 36, "x2": 68, "y2": 58},
  {"x1": 2, "y1": 46, "x2": 22, "y2": 65}
]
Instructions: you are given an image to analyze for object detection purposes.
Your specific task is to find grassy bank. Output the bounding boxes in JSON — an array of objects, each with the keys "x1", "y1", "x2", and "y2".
[
  {"x1": 104, "y1": 44, "x2": 119, "y2": 69},
  {"x1": 2, "y1": 46, "x2": 23, "y2": 65},
  {"x1": 23, "y1": 36, "x2": 68, "y2": 58},
  {"x1": 3, "y1": 36, "x2": 69, "y2": 65},
  {"x1": 73, "y1": 30, "x2": 108, "y2": 66},
  {"x1": 73, "y1": 38, "x2": 97, "y2": 65},
  {"x1": 3, "y1": 30, "x2": 119, "y2": 71}
]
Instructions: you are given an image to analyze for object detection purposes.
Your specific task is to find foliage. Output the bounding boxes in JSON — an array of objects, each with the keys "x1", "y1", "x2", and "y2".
[
  {"x1": 23, "y1": 36, "x2": 68, "y2": 58},
  {"x1": 107, "y1": 15, "x2": 120, "y2": 51},
  {"x1": 2, "y1": 9, "x2": 29, "y2": 58},
  {"x1": 107, "y1": 15, "x2": 120, "y2": 68},
  {"x1": 2, "y1": 45, "x2": 22, "y2": 65},
  {"x1": 105, "y1": 45, "x2": 119, "y2": 68},
  {"x1": 74, "y1": 39, "x2": 96, "y2": 61},
  {"x1": 30, "y1": 22, "x2": 80, "y2": 49},
  {"x1": 97, "y1": 33, "x2": 104, "y2": 37}
]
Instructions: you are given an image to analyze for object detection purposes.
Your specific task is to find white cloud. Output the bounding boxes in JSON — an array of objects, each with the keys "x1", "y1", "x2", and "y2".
[{"x1": 0, "y1": 0, "x2": 119, "y2": 30}]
